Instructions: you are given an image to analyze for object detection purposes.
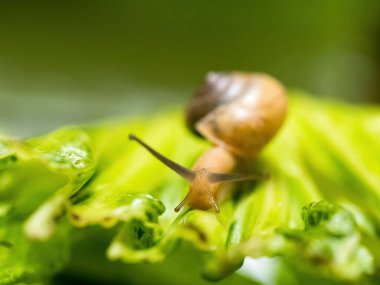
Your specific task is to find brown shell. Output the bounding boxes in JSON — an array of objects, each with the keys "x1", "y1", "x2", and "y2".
[{"x1": 185, "y1": 72, "x2": 287, "y2": 158}]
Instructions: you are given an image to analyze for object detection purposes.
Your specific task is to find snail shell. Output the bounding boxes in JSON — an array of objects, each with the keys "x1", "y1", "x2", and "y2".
[{"x1": 186, "y1": 72, "x2": 287, "y2": 158}]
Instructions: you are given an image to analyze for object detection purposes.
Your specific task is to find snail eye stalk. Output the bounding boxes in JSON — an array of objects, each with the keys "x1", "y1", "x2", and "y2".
[
  {"x1": 209, "y1": 197, "x2": 220, "y2": 213},
  {"x1": 207, "y1": 172, "x2": 269, "y2": 184},
  {"x1": 129, "y1": 134, "x2": 196, "y2": 182},
  {"x1": 174, "y1": 197, "x2": 187, "y2": 213}
]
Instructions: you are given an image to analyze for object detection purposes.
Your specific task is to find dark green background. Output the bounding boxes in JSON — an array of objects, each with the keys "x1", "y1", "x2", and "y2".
[{"x1": 0, "y1": 0, "x2": 379, "y2": 136}]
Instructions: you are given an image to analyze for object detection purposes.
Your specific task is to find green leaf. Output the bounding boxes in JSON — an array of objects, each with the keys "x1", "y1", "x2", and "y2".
[
  {"x1": 23, "y1": 128, "x2": 95, "y2": 240},
  {"x1": 1, "y1": 95, "x2": 380, "y2": 284},
  {"x1": 0, "y1": 128, "x2": 94, "y2": 284},
  {"x1": 0, "y1": 221, "x2": 70, "y2": 285},
  {"x1": 0, "y1": 137, "x2": 17, "y2": 171},
  {"x1": 273, "y1": 201, "x2": 374, "y2": 280}
]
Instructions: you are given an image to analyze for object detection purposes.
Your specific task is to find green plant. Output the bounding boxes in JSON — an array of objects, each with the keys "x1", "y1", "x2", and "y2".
[{"x1": 1, "y1": 93, "x2": 379, "y2": 284}]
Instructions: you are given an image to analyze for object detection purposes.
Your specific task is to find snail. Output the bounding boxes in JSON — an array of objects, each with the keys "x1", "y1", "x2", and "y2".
[{"x1": 129, "y1": 72, "x2": 287, "y2": 213}]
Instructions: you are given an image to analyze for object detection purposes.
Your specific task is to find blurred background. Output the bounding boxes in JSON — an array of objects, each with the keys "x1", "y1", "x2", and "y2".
[{"x1": 0, "y1": 0, "x2": 379, "y2": 136}]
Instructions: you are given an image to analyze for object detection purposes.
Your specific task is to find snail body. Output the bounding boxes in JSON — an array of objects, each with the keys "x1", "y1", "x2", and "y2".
[
  {"x1": 177, "y1": 146, "x2": 236, "y2": 212},
  {"x1": 130, "y1": 71, "x2": 287, "y2": 213}
]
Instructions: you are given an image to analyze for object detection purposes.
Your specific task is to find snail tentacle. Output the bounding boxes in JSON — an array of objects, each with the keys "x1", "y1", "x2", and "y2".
[
  {"x1": 208, "y1": 172, "x2": 270, "y2": 184},
  {"x1": 129, "y1": 134, "x2": 195, "y2": 182}
]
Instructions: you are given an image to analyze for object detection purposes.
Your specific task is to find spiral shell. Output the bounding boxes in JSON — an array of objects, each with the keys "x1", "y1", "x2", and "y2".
[{"x1": 185, "y1": 72, "x2": 287, "y2": 158}]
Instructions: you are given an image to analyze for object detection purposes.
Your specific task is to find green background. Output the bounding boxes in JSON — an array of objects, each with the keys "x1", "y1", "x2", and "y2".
[{"x1": 0, "y1": 0, "x2": 379, "y2": 134}]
